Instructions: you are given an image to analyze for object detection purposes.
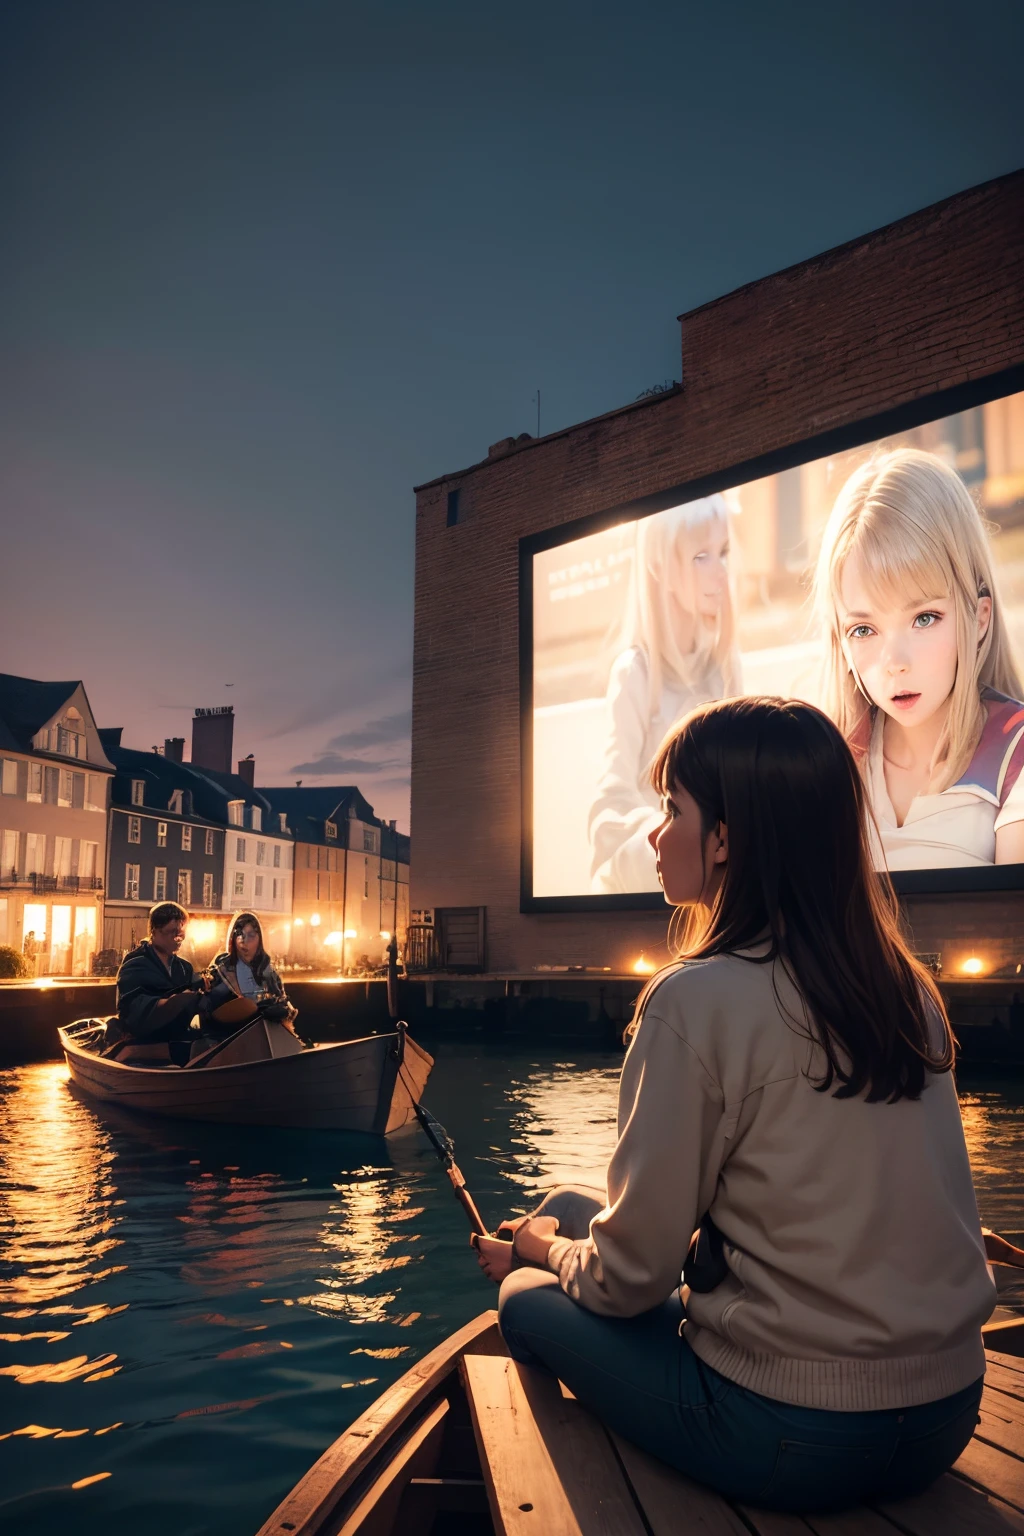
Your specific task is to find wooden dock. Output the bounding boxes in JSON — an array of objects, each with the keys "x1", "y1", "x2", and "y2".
[{"x1": 257, "y1": 1311, "x2": 1024, "y2": 1536}]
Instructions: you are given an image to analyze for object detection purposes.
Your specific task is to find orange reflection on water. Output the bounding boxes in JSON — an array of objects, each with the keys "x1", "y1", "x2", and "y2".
[
  {"x1": 0, "y1": 1064, "x2": 120, "y2": 1310},
  {"x1": 301, "y1": 1170, "x2": 421, "y2": 1326},
  {"x1": 503, "y1": 1061, "x2": 618, "y2": 1202}
]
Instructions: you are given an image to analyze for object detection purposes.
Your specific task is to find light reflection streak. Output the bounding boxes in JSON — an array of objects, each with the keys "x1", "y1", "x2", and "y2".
[
  {"x1": 0, "y1": 1065, "x2": 119, "y2": 1310},
  {"x1": 502, "y1": 1061, "x2": 618, "y2": 1203}
]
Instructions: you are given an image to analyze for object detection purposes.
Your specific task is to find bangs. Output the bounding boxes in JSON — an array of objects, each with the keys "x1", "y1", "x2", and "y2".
[{"x1": 830, "y1": 502, "x2": 952, "y2": 615}]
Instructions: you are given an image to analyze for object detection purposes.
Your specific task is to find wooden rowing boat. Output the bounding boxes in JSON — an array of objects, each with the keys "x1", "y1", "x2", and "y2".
[
  {"x1": 58, "y1": 1019, "x2": 433, "y2": 1134},
  {"x1": 256, "y1": 1311, "x2": 1024, "y2": 1536}
]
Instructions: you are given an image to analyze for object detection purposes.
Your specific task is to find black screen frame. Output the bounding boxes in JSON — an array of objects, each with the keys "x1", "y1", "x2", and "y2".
[{"x1": 520, "y1": 363, "x2": 1024, "y2": 913}]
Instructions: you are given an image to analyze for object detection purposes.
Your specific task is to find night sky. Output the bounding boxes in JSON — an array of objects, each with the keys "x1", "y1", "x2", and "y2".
[{"x1": 2, "y1": 1, "x2": 1022, "y2": 830}]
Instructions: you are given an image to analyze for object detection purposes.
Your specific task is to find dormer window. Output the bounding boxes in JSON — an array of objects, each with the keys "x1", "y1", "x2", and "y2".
[
  {"x1": 168, "y1": 789, "x2": 183, "y2": 815},
  {"x1": 325, "y1": 820, "x2": 338, "y2": 840},
  {"x1": 34, "y1": 708, "x2": 87, "y2": 760},
  {"x1": 251, "y1": 806, "x2": 262, "y2": 831},
  {"x1": 131, "y1": 780, "x2": 145, "y2": 806},
  {"x1": 278, "y1": 813, "x2": 288, "y2": 833},
  {"x1": 228, "y1": 800, "x2": 244, "y2": 826}
]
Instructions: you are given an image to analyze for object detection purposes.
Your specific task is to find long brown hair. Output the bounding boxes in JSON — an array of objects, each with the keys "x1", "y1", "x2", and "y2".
[{"x1": 648, "y1": 696, "x2": 953, "y2": 1102}]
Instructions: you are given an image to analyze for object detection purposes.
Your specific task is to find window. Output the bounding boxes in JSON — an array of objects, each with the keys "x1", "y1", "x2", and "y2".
[
  {"x1": 256, "y1": 841, "x2": 266, "y2": 865},
  {"x1": 128, "y1": 815, "x2": 141, "y2": 844},
  {"x1": 205, "y1": 828, "x2": 215, "y2": 856},
  {"x1": 1, "y1": 829, "x2": 18, "y2": 876},
  {"x1": 177, "y1": 870, "x2": 191, "y2": 905},
  {"x1": 273, "y1": 844, "x2": 281, "y2": 868},
  {"x1": 79, "y1": 841, "x2": 98, "y2": 879},
  {"x1": 228, "y1": 800, "x2": 244, "y2": 826},
  {"x1": 1, "y1": 761, "x2": 17, "y2": 795},
  {"x1": 157, "y1": 821, "x2": 168, "y2": 848},
  {"x1": 72, "y1": 772, "x2": 85, "y2": 809},
  {"x1": 27, "y1": 763, "x2": 42, "y2": 803},
  {"x1": 54, "y1": 837, "x2": 72, "y2": 878},
  {"x1": 278, "y1": 813, "x2": 288, "y2": 833},
  {"x1": 236, "y1": 837, "x2": 246, "y2": 862},
  {"x1": 23, "y1": 902, "x2": 47, "y2": 946},
  {"x1": 203, "y1": 872, "x2": 214, "y2": 907},
  {"x1": 85, "y1": 774, "x2": 106, "y2": 811},
  {"x1": 154, "y1": 867, "x2": 167, "y2": 901},
  {"x1": 168, "y1": 789, "x2": 183, "y2": 815},
  {"x1": 125, "y1": 863, "x2": 140, "y2": 900},
  {"x1": 325, "y1": 820, "x2": 337, "y2": 840},
  {"x1": 272, "y1": 878, "x2": 279, "y2": 900},
  {"x1": 233, "y1": 871, "x2": 245, "y2": 897},
  {"x1": 181, "y1": 824, "x2": 192, "y2": 851},
  {"x1": 131, "y1": 780, "x2": 145, "y2": 806},
  {"x1": 251, "y1": 806, "x2": 262, "y2": 831},
  {"x1": 254, "y1": 874, "x2": 264, "y2": 899},
  {"x1": 58, "y1": 770, "x2": 73, "y2": 807},
  {"x1": 24, "y1": 833, "x2": 46, "y2": 874},
  {"x1": 364, "y1": 858, "x2": 370, "y2": 899},
  {"x1": 44, "y1": 767, "x2": 59, "y2": 805},
  {"x1": 363, "y1": 827, "x2": 376, "y2": 852},
  {"x1": 446, "y1": 488, "x2": 461, "y2": 526}
]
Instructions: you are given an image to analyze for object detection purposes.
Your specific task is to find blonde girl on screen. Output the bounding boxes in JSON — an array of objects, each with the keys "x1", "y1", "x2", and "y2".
[
  {"x1": 589, "y1": 496, "x2": 740, "y2": 892},
  {"x1": 814, "y1": 447, "x2": 1024, "y2": 869}
]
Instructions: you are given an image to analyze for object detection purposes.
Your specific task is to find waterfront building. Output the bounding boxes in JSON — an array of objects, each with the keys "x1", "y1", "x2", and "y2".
[
  {"x1": 260, "y1": 786, "x2": 409, "y2": 971},
  {"x1": 0, "y1": 674, "x2": 113, "y2": 975},
  {"x1": 410, "y1": 170, "x2": 1024, "y2": 993},
  {"x1": 99, "y1": 732, "x2": 228, "y2": 961}
]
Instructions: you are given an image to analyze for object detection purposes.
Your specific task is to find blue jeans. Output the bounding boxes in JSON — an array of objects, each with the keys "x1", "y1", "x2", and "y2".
[{"x1": 497, "y1": 1187, "x2": 982, "y2": 1513}]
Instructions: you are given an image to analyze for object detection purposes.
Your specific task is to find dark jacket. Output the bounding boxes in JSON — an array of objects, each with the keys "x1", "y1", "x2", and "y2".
[{"x1": 115, "y1": 942, "x2": 199, "y2": 1040}]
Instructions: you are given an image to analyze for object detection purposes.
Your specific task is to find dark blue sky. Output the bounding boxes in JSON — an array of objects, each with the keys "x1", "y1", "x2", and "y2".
[{"x1": 2, "y1": 0, "x2": 1022, "y2": 829}]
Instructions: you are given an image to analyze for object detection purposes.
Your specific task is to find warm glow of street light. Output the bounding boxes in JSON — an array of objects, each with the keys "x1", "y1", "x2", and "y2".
[
  {"x1": 961, "y1": 957, "x2": 985, "y2": 976},
  {"x1": 34, "y1": 977, "x2": 57, "y2": 990},
  {"x1": 309, "y1": 913, "x2": 321, "y2": 928},
  {"x1": 324, "y1": 931, "x2": 343, "y2": 946},
  {"x1": 293, "y1": 917, "x2": 304, "y2": 927},
  {"x1": 344, "y1": 929, "x2": 357, "y2": 939},
  {"x1": 632, "y1": 954, "x2": 655, "y2": 975},
  {"x1": 379, "y1": 930, "x2": 391, "y2": 941}
]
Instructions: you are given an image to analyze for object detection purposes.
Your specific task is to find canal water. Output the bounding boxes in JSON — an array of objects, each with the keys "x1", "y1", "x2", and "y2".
[{"x1": 1, "y1": 1043, "x2": 1022, "y2": 1536}]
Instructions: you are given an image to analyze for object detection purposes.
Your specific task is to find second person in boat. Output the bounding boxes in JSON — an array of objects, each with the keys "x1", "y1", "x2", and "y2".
[{"x1": 206, "y1": 911, "x2": 303, "y2": 1041}]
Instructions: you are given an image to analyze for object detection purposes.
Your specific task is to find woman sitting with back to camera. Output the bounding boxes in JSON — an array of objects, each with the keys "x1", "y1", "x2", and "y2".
[
  {"x1": 207, "y1": 911, "x2": 302, "y2": 1039},
  {"x1": 476, "y1": 696, "x2": 994, "y2": 1513}
]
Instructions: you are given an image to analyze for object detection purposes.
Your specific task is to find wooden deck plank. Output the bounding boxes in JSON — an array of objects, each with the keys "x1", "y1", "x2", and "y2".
[
  {"x1": 984, "y1": 1366, "x2": 1024, "y2": 1408},
  {"x1": 980, "y1": 1390, "x2": 1024, "y2": 1461},
  {"x1": 735, "y1": 1511, "x2": 815, "y2": 1533},
  {"x1": 607, "y1": 1429, "x2": 752, "y2": 1534},
  {"x1": 335, "y1": 1396, "x2": 447, "y2": 1536},
  {"x1": 956, "y1": 1438, "x2": 1024, "y2": 1514},
  {"x1": 876, "y1": 1472, "x2": 1024, "y2": 1534},
  {"x1": 991, "y1": 1352, "x2": 1024, "y2": 1378},
  {"x1": 462, "y1": 1354, "x2": 647, "y2": 1536}
]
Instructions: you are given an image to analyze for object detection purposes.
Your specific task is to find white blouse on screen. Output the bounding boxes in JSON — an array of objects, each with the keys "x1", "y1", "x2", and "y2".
[{"x1": 865, "y1": 707, "x2": 1024, "y2": 871}]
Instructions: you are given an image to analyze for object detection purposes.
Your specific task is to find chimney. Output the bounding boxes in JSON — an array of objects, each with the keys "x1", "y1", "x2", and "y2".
[
  {"x1": 191, "y1": 706, "x2": 234, "y2": 773},
  {"x1": 164, "y1": 737, "x2": 185, "y2": 763},
  {"x1": 236, "y1": 754, "x2": 255, "y2": 788}
]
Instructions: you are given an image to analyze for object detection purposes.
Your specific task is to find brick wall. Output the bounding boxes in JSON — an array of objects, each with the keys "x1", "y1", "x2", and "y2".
[{"x1": 411, "y1": 170, "x2": 1024, "y2": 976}]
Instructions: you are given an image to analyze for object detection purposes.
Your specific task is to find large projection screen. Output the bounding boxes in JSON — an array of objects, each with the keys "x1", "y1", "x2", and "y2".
[{"x1": 525, "y1": 382, "x2": 1024, "y2": 906}]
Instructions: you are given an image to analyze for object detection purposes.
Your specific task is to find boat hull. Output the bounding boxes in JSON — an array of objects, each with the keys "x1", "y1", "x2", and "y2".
[{"x1": 59, "y1": 1026, "x2": 433, "y2": 1134}]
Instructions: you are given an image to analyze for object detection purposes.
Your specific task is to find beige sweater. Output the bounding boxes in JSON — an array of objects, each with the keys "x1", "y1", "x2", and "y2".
[{"x1": 544, "y1": 953, "x2": 994, "y2": 1410}]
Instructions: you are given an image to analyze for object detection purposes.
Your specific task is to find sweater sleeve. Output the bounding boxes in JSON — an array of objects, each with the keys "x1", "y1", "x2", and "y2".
[{"x1": 545, "y1": 1010, "x2": 725, "y2": 1316}]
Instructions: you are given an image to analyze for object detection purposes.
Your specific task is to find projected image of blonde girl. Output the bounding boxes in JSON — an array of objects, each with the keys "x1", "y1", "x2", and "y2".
[
  {"x1": 589, "y1": 496, "x2": 740, "y2": 892},
  {"x1": 815, "y1": 448, "x2": 1024, "y2": 869}
]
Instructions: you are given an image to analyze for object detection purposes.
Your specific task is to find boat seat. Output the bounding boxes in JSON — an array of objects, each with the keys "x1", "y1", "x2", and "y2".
[{"x1": 461, "y1": 1351, "x2": 1024, "y2": 1536}]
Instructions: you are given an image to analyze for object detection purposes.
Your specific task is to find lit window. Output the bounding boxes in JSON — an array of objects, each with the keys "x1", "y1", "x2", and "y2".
[
  {"x1": 233, "y1": 871, "x2": 245, "y2": 897},
  {"x1": 125, "y1": 863, "x2": 140, "y2": 900},
  {"x1": 203, "y1": 872, "x2": 214, "y2": 907},
  {"x1": 205, "y1": 829, "x2": 215, "y2": 856},
  {"x1": 85, "y1": 774, "x2": 105, "y2": 811},
  {"x1": 157, "y1": 821, "x2": 168, "y2": 848},
  {"x1": 228, "y1": 800, "x2": 244, "y2": 826},
  {"x1": 168, "y1": 789, "x2": 183, "y2": 815},
  {"x1": 256, "y1": 841, "x2": 266, "y2": 866},
  {"x1": 325, "y1": 820, "x2": 337, "y2": 840},
  {"x1": 127, "y1": 816, "x2": 141, "y2": 844},
  {"x1": 177, "y1": 870, "x2": 191, "y2": 905},
  {"x1": 363, "y1": 827, "x2": 376, "y2": 852},
  {"x1": 1, "y1": 829, "x2": 18, "y2": 876},
  {"x1": 132, "y1": 780, "x2": 145, "y2": 806},
  {"x1": 154, "y1": 867, "x2": 167, "y2": 901},
  {"x1": 27, "y1": 763, "x2": 42, "y2": 803},
  {"x1": 181, "y1": 824, "x2": 192, "y2": 851},
  {"x1": 79, "y1": 841, "x2": 98, "y2": 880},
  {"x1": 1, "y1": 761, "x2": 17, "y2": 795},
  {"x1": 236, "y1": 837, "x2": 246, "y2": 862},
  {"x1": 254, "y1": 874, "x2": 264, "y2": 899}
]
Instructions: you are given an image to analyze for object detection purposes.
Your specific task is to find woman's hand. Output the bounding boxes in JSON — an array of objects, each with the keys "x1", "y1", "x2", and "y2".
[
  {"x1": 512, "y1": 1215, "x2": 560, "y2": 1267},
  {"x1": 474, "y1": 1233, "x2": 516, "y2": 1285}
]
